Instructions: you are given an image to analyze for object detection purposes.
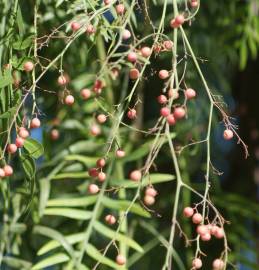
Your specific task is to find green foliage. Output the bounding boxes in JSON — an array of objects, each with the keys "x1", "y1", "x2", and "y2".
[{"x1": 0, "y1": 0, "x2": 258, "y2": 270}]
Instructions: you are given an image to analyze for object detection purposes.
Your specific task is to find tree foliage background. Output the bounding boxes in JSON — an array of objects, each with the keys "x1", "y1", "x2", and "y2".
[{"x1": 0, "y1": 0, "x2": 259, "y2": 269}]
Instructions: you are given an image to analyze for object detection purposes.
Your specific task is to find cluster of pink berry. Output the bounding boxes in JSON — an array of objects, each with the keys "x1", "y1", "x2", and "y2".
[
  {"x1": 70, "y1": 21, "x2": 95, "y2": 35},
  {"x1": 183, "y1": 207, "x2": 225, "y2": 269},
  {"x1": 7, "y1": 119, "x2": 41, "y2": 154},
  {"x1": 159, "y1": 88, "x2": 196, "y2": 125},
  {"x1": 192, "y1": 257, "x2": 225, "y2": 270},
  {"x1": 183, "y1": 207, "x2": 224, "y2": 240},
  {"x1": 143, "y1": 186, "x2": 158, "y2": 206},
  {"x1": 2, "y1": 118, "x2": 41, "y2": 179},
  {"x1": 57, "y1": 71, "x2": 109, "y2": 136},
  {"x1": 87, "y1": 149, "x2": 126, "y2": 194}
]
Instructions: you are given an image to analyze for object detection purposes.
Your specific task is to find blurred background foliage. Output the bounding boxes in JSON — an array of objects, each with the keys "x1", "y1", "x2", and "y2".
[{"x1": 0, "y1": 0, "x2": 259, "y2": 269}]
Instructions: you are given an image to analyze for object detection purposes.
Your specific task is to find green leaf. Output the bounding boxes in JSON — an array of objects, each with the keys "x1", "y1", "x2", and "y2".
[
  {"x1": 38, "y1": 232, "x2": 85, "y2": 255},
  {"x1": 47, "y1": 195, "x2": 97, "y2": 207},
  {"x1": 9, "y1": 223, "x2": 26, "y2": 234},
  {"x1": 52, "y1": 172, "x2": 89, "y2": 180},
  {"x1": 122, "y1": 133, "x2": 175, "y2": 163},
  {"x1": 65, "y1": 261, "x2": 90, "y2": 270},
  {"x1": 17, "y1": 4, "x2": 25, "y2": 36},
  {"x1": 44, "y1": 208, "x2": 92, "y2": 220},
  {"x1": 102, "y1": 197, "x2": 151, "y2": 218},
  {"x1": 20, "y1": 154, "x2": 36, "y2": 179},
  {"x1": 0, "y1": 107, "x2": 17, "y2": 119},
  {"x1": 56, "y1": 0, "x2": 66, "y2": 7},
  {"x1": 239, "y1": 40, "x2": 247, "y2": 70},
  {"x1": 65, "y1": 155, "x2": 97, "y2": 166},
  {"x1": 0, "y1": 69, "x2": 13, "y2": 88},
  {"x1": 61, "y1": 119, "x2": 85, "y2": 130},
  {"x1": 13, "y1": 36, "x2": 33, "y2": 50},
  {"x1": 86, "y1": 244, "x2": 125, "y2": 269},
  {"x1": 31, "y1": 253, "x2": 69, "y2": 270},
  {"x1": 94, "y1": 221, "x2": 143, "y2": 253},
  {"x1": 51, "y1": 141, "x2": 100, "y2": 164},
  {"x1": 110, "y1": 173, "x2": 175, "y2": 188},
  {"x1": 33, "y1": 225, "x2": 75, "y2": 257},
  {"x1": 23, "y1": 138, "x2": 44, "y2": 159},
  {"x1": 39, "y1": 179, "x2": 51, "y2": 217},
  {"x1": 3, "y1": 256, "x2": 31, "y2": 269}
]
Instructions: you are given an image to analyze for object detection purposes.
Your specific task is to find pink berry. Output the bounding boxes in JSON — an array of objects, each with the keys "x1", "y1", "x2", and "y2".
[
  {"x1": 212, "y1": 259, "x2": 224, "y2": 270},
  {"x1": 93, "y1": 81, "x2": 103, "y2": 94},
  {"x1": 19, "y1": 128, "x2": 29, "y2": 139},
  {"x1": 51, "y1": 129, "x2": 59, "y2": 140},
  {"x1": 8, "y1": 144, "x2": 17, "y2": 154},
  {"x1": 98, "y1": 172, "x2": 106, "y2": 182},
  {"x1": 130, "y1": 170, "x2": 142, "y2": 182},
  {"x1": 93, "y1": 85, "x2": 102, "y2": 93},
  {"x1": 97, "y1": 114, "x2": 107, "y2": 124},
  {"x1": 145, "y1": 187, "x2": 157, "y2": 197},
  {"x1": 196, "y1": 225, "x2": 209, "y2": 235},
  {"x1": 90, "y1": 124, "x2": 101, "y2": 136},
  {"x1": 116, "y1": 4, "x2": 125, "y2": 15},
  {"x1": 105, "y1": 214, "x2": 116, "y2": 225},
  {"x1": 183, "y1": 207, "x2": 194, "y2": 218},
  {"x1": 141, "y1": 47, "x2": 152, "y2": 58},
  {"x1": 191, "y1": 1, "x2": 198, "y2": 8},
  {"x1": 116, "y1": 149, "x2": 125, "y2": 158},
  {"x1": 127, "y1": 109, "x2": 137, "y2": 119},
  {"x1": 96, "y1": 158, "x2": 106, "y2": 168},
  {"x1": 192, "y1": 258, "x2": 202, "y2": 269},
  {"x1": 223, "y1": 129, "x2": 233, "y2": 140},
  {"x1": 88, "y1": 168, "x2": 99, "y2": 178},
  {"x1": 185, "y1": 88, "x2": 196, "y2": 99},
  {"x1": 0, "y1": 168, "x2": 5, "y2": 178},
  {"x1": 23, "y1": 61, "x2": 34, "y2": 72},
  {"x1": 168, "y1": 89, "x2": 179, "y2": 99},
  {"x1": 201, "y1": 232, "x2": 211, "y2": 241},
  {"x1": 214, "y1": 227, "x2": 224, "y2": 239},
  {"x1": 170, "y1": 19, "x2": 179, "y2": 28},
  {"x1": 210, "y1": 225, "x2": 218, "y2": 235},
  {"x1": 157, "y1": 95, "x2": 167, "y2": 104},
  {"x1": 86, "y1": 24, "x2": 95, "y2": 34},
  {"x1": 158, "y1": 70, "x2": 169, "y2": 80},
  {"x1": 129, "y1": 68, "x2": 139, "y2": 80},
  {"x1": 167, "y1": 114, "x2": 176, "y2": 125},
  {"x1": 127, "y1": 52, "x2": 137, "y2": 62},
  {"x1": 116, "y1": 254, "x2": 126, "y2": 266},
  {"x1": 173, "y1": 107, "x2": 186, "y2": 120},
  {"x1": 65, "y1": 95, "x2": 74, "y2": 106},
  {"x1": 88, "y1": 184, "x2": 99, "y2": 194},
  {"x1": 57, "y1": 75, "x2": 68, "y2": 86},
  {"x1": 122, "y1": 29, "x2": 131, "y2": 40},
  {"x1": 160, "y1": 107, "x2": 170, "y2": 117},
  {"x1": 71, "y1": 21, "x2": 81, "y2": 31},
  {"x1": 175, "y1": 14, "x2": 185, "y2": 25},
  {"x1": 144, "y1": 195, "x2": 155, "y2": 206},
  {"x1": 3, "y1": 165, "x2": 13, "y2": 176},
  {"x1": 104, "y1": 0, "x2": 111, "y2": 5},
  {"x1": 192, "y1": 213, "x2": 203, "y2": 224},
  {"x1": 30, "y1": 117, "x2": 41, "y2": 129},
  {"x1": 163, "y1": 40, "x2": 173, "y2": 50},
  {"x1": 94, "y1": 79, "x2": 104, "y2": 90},
  {"x1": 81, "y1": 88, "x2": 91, "y2": 100},
  {"x1": 15, "y1": 137, "x2": 24, "y2": 148}
]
